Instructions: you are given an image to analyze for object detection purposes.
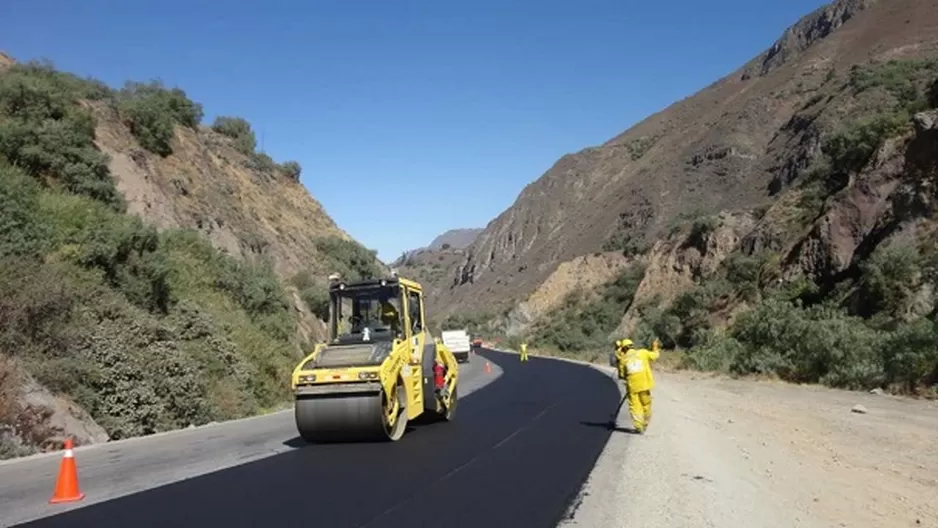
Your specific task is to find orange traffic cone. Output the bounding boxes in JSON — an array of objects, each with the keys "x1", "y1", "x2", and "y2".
[
  {"x1": 485, "y1": 362, "x2": 492, "y2": 374},
  {"x1": 49, "y1": 438, "x2": 85, "y2": 504}
]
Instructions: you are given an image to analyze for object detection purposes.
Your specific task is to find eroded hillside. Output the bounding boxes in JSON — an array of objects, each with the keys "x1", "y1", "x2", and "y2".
[
  {"x1": 0, "y1": 55, "x2": 383, "y2": 457},
  {"x1": 431, "y1": 0, "x2": 938, "y2": 395},
  {"x1": 393, "y1": 228, "x2": 482, "y2": 305},
  {"x1": 423, "y1": 0, "x2": 935, "y2": 318}
]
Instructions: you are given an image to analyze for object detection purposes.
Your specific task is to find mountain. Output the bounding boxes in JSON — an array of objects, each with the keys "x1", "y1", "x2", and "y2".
[
  {"x1": 393, "y1": 228, "x2": 482, "y2": 307},
  {"x1": 395, "y1": 228, "x2": 483, "y2": 263},
  {"x1": 0, "y1": 54, "x2": 384, "y2": 457},
  {"x1": 420, "y1": 0, "x2": 938, "y2": 393},
  {"x1": 427, "y1": 228, "x2": 483, "y2": 251}
]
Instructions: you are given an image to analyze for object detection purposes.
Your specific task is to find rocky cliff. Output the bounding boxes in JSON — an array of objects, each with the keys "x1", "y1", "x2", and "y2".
[
  {"x1": 421, "y1": 0, "x2": 938, "y2": 333},
  {"x1": 438, "y1": 0, "x2": 938, "y2": 396}
]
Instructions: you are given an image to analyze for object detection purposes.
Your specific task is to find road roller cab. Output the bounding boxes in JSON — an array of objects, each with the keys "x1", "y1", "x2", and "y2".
[{"x1": 290, "y1": 272, "x2": 459, "y2": 443}]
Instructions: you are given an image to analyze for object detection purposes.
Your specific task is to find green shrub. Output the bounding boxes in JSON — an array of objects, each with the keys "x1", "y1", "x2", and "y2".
[
  {"x1": 439, "y1": 311, "x2": 493, "y2": 335},
  {"x1": 849, "y1": 58, "x2": 938, "y2": 110},
  {"x1": 0, "y1": 64, "x2": 122, "y2": 208},
  {"x1": 39, "y1": 192, "x2": 174, "y2": 314},
  {"x1": 529, "y1": 263, "x2": 646, "y2": 352},
  {"x1": 162, "y1": 230, "x2": 295, "y2": 338},
  {"x1": 857, "y1": 243, "x2": 923, "y2": 320},
  {"x1": 279, "y1": 160, "x2": 302, "y2": 181},
  {"x1": 601, "y1": 231, "x2": 649, "y2": 257},
  {"x1": 881, "y1": 318, "x2": 938, "y2": 393},
  {"x1": 315, "y1": 236, "x2": 382, "y2": 281},
  {"x1": 681, "y1": 329, "x2": 741, "y2": 372},
  {"x1": 822, "y1": 111, "x2": 911, "y2": 174},
  {"x1": 635, "y1": 277, "x2": 736, "y2": 350},
  {"x1": 290, "y1": 270, "x2": 330, "y2": 321},
  {"x1": 727, "y1": 299, "x2": 884, "y2": 388},
  {"x1": 246, "y1": 152, "x2": 277, "y2": 173},
  {"x1": 211, "y1": 116, "x2": 256, "y2": 156},
  {"x1": 1, "y1": 60, "x2": 112, "y2": 102},
  {"x1": 117, "y1": 80, "x2": 203, "y2": 156},
  {"x1": 681, "y1": 291, "x2": 938, "y2": 394},
  {"x1": 302, "y1": 286, "x2": 330, "y2": 321},
  {"x1": 0, "y1": 165, "x2": 51, "y2": 258},
  {"x1": 724, "y1": 251, "x2": 782, "y2": 302}
]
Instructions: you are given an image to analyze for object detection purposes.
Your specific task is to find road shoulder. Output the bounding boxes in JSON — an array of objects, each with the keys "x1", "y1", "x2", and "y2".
[{"x1": 549, "y1": 354, "x2": 938, "y2": 528}]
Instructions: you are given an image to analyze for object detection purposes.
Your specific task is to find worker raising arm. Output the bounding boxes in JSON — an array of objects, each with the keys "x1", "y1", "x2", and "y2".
[{"x1": 614, "y1": 338, "x2": 660, "y2": 434}]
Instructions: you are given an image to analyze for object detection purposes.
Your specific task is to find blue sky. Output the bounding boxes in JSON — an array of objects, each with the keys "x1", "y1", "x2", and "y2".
[{"x1": 3, "y1": 0, "x2": 829, "y2": 262}]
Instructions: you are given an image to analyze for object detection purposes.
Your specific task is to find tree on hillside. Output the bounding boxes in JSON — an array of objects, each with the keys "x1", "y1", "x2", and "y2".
[
  {"x1": 279, "y1": 160, "x2": 302, "y2": 181},
  {"x1": 211, "y1": 116, "x2": 256, "y2": 156}
]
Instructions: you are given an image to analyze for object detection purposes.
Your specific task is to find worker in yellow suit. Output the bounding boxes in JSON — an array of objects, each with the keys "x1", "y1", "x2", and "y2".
[
  {"x1": 519, "y1": 342, "x2": 529, "y2": 362},
  {"x1": 379, "y1": 299, "x2": 400, "y2": 335},
  {"x1": 615, "y1": 338, "x2": 660, "y2": 434}
]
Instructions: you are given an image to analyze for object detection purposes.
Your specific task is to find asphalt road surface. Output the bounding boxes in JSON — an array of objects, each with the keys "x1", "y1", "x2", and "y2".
[{"x1": 2, "y1": 349, "x2": 621, "y2": 528}]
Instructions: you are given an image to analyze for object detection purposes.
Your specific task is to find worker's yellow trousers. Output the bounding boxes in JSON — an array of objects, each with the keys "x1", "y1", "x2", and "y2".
[
  {"x1": 520, "y1": 351, "x2": 528, "y2": 362},
  {"x1": 627, "y1": 390, "x2": 652, "y2": 432}
]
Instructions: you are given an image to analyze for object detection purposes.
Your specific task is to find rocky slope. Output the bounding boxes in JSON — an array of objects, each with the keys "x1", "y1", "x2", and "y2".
[
  {"x1": 395, "y1": 228, "x2": 480, "y2": 267},
  {"x1": 393, "y1": 228, "x2": 482, "y2": 305},
  {"x1": 87, "y1": 92, "x2": 391, "y2": 344},
  {"x1": 0, "y1": 54, "x2": 383, "y2": 457},
  {"x1": 418, "y1": 0, "x2": 938, "y2": 325},
  {"x1": 427, "y1": 228, "x2": 483, "y2": 251}
]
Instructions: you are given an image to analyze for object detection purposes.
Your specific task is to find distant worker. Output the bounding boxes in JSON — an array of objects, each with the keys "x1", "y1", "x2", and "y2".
[
  {"x1": 379, "y1": 298, "x2": 400, "y2": 334},
  {"x1": 614, "y1": 338, "x2": 660, "y2": 434},
  {"x1": 520, "y1": 342, "x2": 529, "y2": 362}
]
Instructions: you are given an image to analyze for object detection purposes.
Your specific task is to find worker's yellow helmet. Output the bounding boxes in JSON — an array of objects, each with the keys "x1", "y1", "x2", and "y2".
[{"x1": 618, "y1": 338, "x2": 634, "y2": 348}]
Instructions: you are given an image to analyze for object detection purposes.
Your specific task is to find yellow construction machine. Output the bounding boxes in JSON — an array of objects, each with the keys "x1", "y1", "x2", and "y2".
[{"x1": 290, "y1": 272, "x2": 459, "y2": 443}]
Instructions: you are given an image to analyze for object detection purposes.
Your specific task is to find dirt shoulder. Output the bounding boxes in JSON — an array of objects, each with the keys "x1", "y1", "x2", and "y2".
[{"x1": 563, "y1": 367, "x2": 938, "y2": 528}]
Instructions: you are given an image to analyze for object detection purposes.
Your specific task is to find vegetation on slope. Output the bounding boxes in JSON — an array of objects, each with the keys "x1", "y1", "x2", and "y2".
[
  {"x1": 525, "y1": 263, "x2": 646, "y2": 353},
  {"x1": 517, "y1": 58, "x2": 938, "y2": 397},
  {"x1": 0, "y1": 60, "x2": 370, "y2": 457},
  {"x1": 436, "y1": 311, "x2": 497, "y2": 337},
  {"x1": 288, "y1": 236, "x2": 385, "y2": 322},
  {"x1": 666, "y1": 59, "x2": 938, "y2": 395}
]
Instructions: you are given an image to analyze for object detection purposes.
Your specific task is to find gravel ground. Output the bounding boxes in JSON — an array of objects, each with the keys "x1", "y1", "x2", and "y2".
[{"x1": 559, "y1": 367, "x2": 938, "y2": 528}]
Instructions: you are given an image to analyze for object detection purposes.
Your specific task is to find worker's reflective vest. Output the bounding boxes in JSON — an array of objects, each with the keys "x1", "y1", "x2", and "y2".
[{"x1": 617, "y1": 348, "x2": 659, "y2": 393}]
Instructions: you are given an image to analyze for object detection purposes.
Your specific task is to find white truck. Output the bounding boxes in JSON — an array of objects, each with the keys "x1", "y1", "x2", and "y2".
[{"x1": 441, "y1": 329, "x2": 471, "y2": 363}]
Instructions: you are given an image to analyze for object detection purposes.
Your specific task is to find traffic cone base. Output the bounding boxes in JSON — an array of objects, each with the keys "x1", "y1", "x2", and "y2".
[{"x1": 49, "y1": 439, "x2": 85, "y2": 504}]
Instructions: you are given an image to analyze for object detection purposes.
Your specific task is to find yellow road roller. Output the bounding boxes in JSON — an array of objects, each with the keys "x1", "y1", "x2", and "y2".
[{"x1": 290, "y1": 272, "x2": 459, "y2": 443}]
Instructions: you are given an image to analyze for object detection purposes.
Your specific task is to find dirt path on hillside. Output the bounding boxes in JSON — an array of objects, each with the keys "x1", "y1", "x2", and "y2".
[{"x1": 597, "y1": 370, "x2": 938, "y2": 528}]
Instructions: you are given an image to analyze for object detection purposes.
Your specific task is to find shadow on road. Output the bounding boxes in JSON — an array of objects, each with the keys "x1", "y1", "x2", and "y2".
[
  {"x1": 18, "y1": 349, "x2": 624, "y2": 528},
  {"x1": 281, "y1": 436, "x2": 306, "y2": 448},
  {"x1": 579, "y1": 420, "x2": 643, "y2": 435}
]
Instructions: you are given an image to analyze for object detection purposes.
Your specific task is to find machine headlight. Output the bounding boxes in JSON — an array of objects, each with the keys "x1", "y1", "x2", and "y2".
[
  {"x1": 299, "y1": 374, "x2": 316, "y2": 383},
  {"x1": 358, "y1": 371, "x2": 379, "y2": 380}
]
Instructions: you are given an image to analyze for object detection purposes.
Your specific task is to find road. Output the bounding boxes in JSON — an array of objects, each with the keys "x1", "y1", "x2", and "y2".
[{"x1": 1, "y1": 349, "x2": 622, "y2": 528}]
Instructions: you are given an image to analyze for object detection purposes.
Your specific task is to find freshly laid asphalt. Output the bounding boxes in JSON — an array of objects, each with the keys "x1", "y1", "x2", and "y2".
[{"x1": 3, "y1": 349, "x2": 621, "y2": 528}]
